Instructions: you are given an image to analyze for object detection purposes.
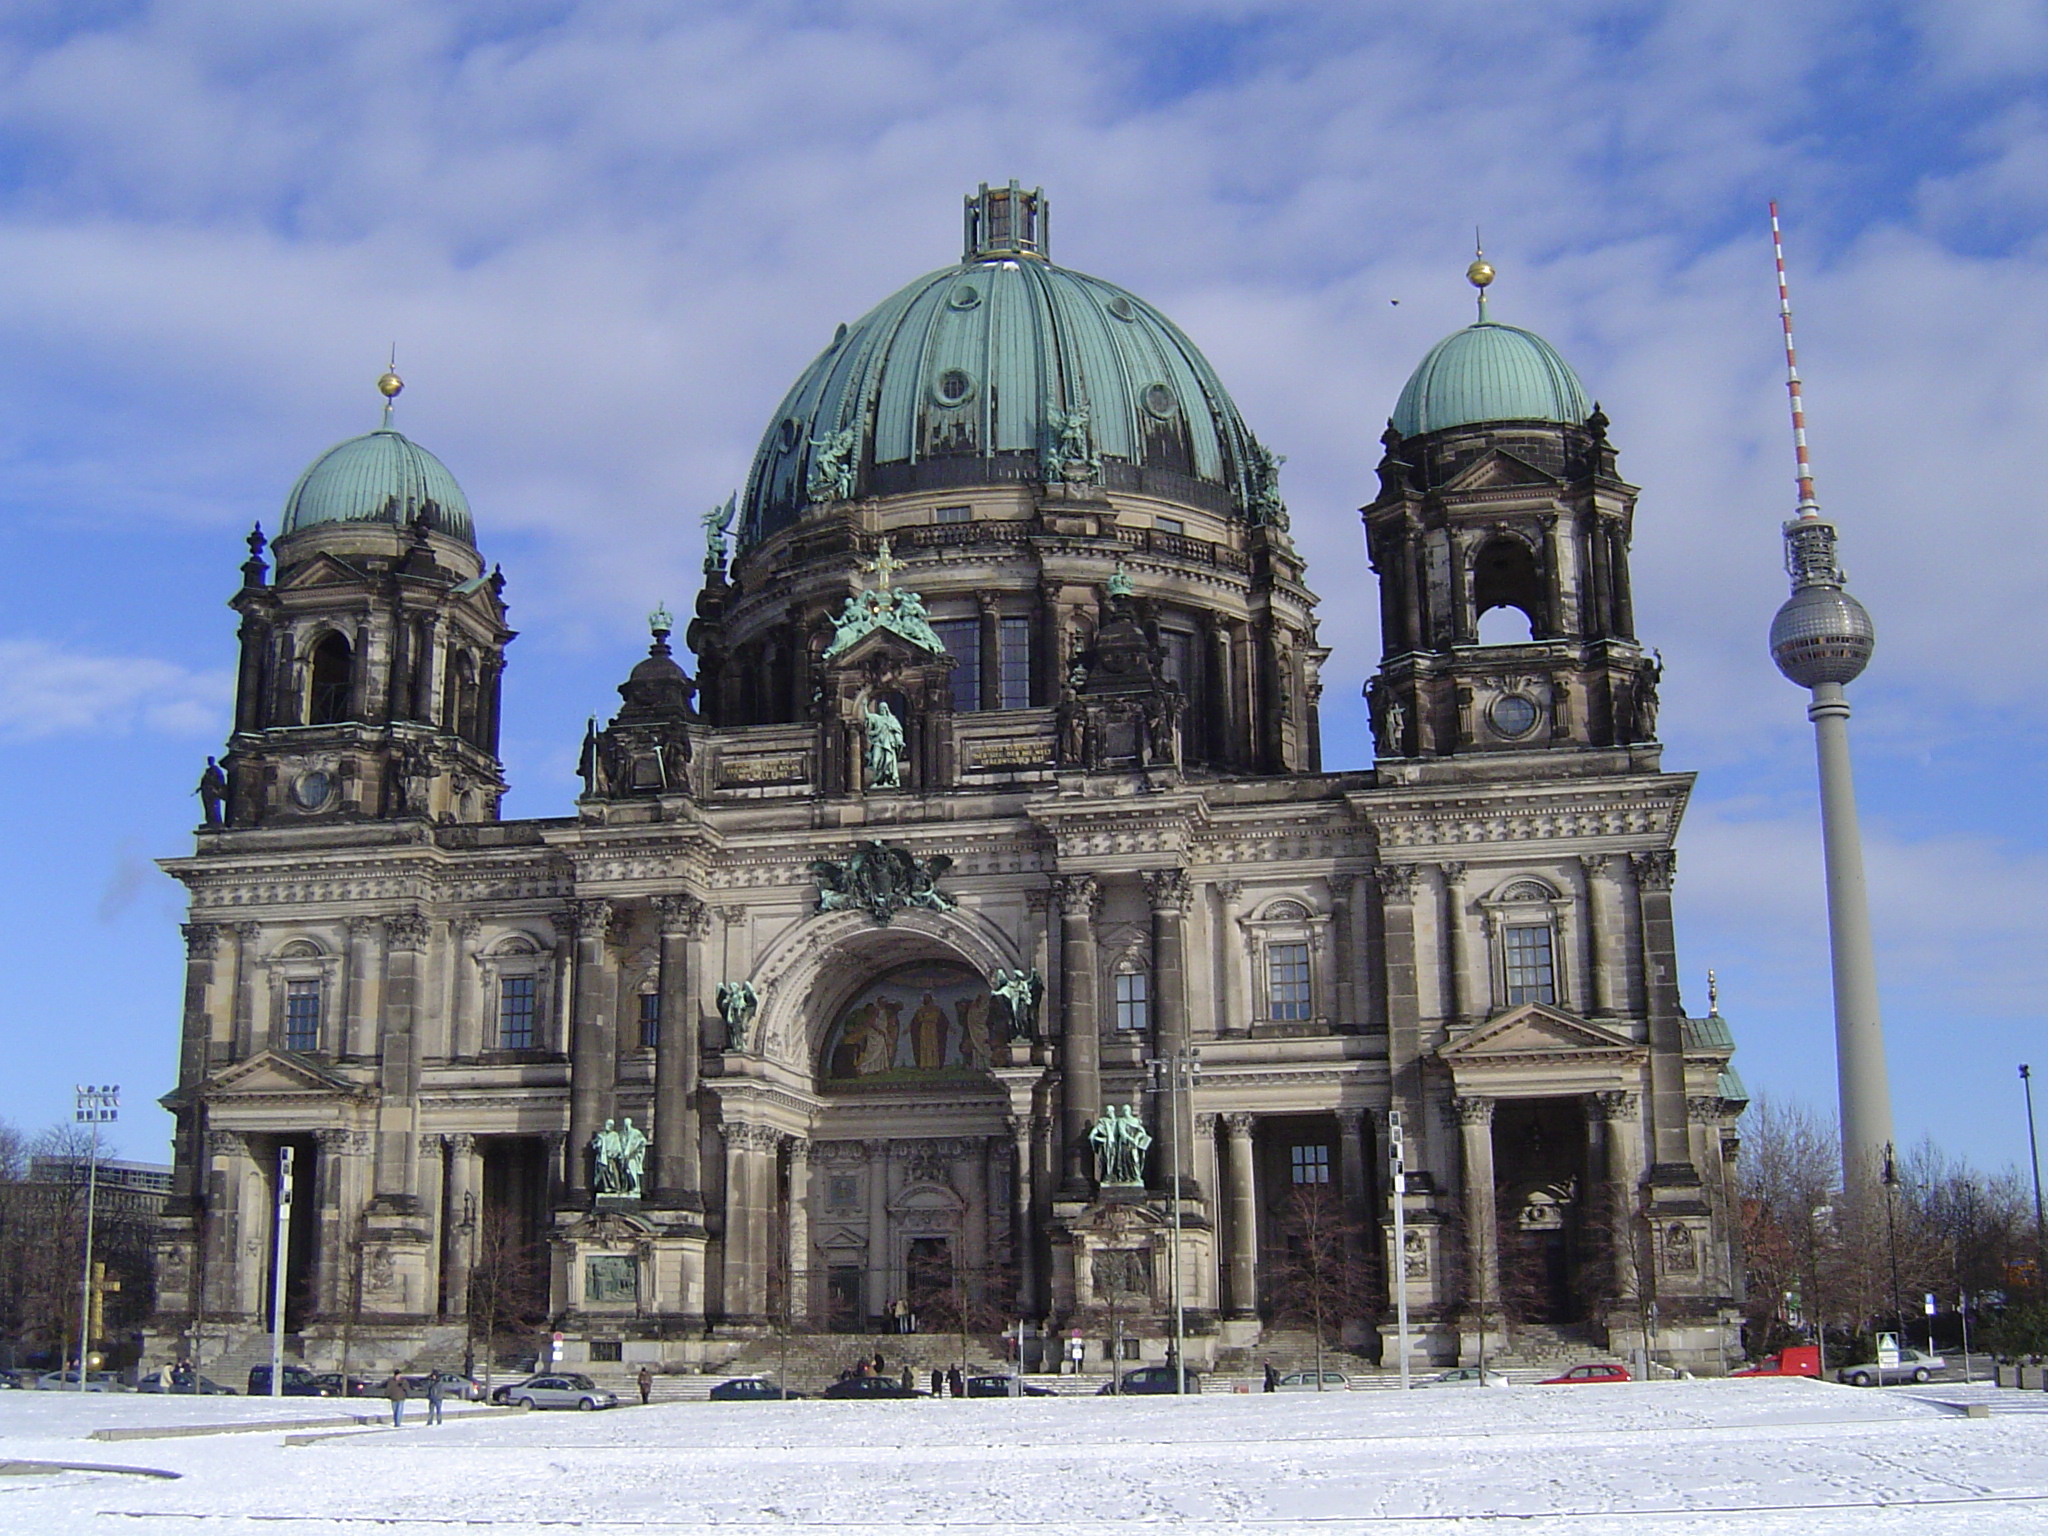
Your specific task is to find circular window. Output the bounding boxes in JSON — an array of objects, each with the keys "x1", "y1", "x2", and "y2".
[
  {"x1": 1106, "y1": 295, "x2": 1138, "y2": 322},
  {"x1": 1142, "y1": 382, "x2": 1177, "y2": 420},
  {"x1": 933, "y1": 368, "x2": 975, "y2": 406},
  {"x1": 291, "y1": 770, "x2": 334, "y2": 811},
  {"x1": 1488, "y1": 694, "x2": 1541, "y2": 739},
  {"x1": 948, "y1": 283, "x2": 982, "y2": 311}
]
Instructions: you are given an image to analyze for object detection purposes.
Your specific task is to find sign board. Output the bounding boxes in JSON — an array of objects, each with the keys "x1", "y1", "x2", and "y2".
[
  {"x1": 550, "y1": 1331, "x2": 565, "y2": 1364},
  {"x1": 1875, "y1": 1331, "x2": 1900, "y2": 1368},
  {"x1": 1924, "y1": 1293, "x2": 1937, "y2": 1317}
]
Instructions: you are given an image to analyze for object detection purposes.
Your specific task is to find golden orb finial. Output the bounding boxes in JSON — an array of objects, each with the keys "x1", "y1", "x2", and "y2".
[
  {"x1": 378, "y1": 368, "x2": 404, "y2": 399},
  {"x1": 1466, "y1": 256, "x2": 1495, "y2": 289}
]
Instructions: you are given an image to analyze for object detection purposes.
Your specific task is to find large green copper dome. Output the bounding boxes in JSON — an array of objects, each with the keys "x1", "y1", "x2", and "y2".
[
  {"x1": 281, "y1": 423, "x2": 475, "y2": 546},
  {"x1": 1391, "y1": 316, "x2": 1590, "y2": 437},
  {"x1": 739, "y1": 183, "x2": 1275, "y2": 547}
]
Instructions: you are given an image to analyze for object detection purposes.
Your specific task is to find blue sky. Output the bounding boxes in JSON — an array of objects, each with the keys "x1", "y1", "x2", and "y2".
[{"x1": 0, "y1": 0, "x2": 2043, "y2": 1176}]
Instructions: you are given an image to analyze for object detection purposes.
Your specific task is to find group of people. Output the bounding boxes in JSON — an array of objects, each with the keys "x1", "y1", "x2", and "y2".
[
  {"x1": 382, "y1": 1369, "x2": 449, "y2": 1427},
  {"x1": 835, "y1": 1353, "x2": 971, "y2": 1397}
]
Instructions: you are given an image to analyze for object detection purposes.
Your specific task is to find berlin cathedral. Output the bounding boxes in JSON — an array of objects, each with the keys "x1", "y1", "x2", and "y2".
[{"x1": 150, "y1": 183, "x2": 1746, "y2": 1379}]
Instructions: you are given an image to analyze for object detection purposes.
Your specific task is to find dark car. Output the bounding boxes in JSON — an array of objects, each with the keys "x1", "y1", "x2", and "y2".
[
  {"x1": 964, "y1": 1374, "x2": 1055, "y2": 1398},
  {"x1": 247, "y1": 1364, "x2": 331, "y2": 1397},
  {"x1": 308, "y1": 1372, "x2": 373, "y2": 1398},
  {"x1": 1540, "y1": 1363, "x2": 1631, "y2": 1385},
  {"x1": 1098, "y1": 1365, "x2": 1202, "y2": 1395},
  {"x1": 820, "y1": 1376, "x2": 926, "y2": 1399},
  {"x1": 708, "y1": 1376, "x2": 806, "y2": 1401},
  {"x1": 138, "y1": 1374, "x2": 237, "y2": 1395}
]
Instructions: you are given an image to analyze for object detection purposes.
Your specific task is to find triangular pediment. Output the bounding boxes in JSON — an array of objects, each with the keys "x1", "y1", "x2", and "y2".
[
  {"x1": 276, "y1": 551, "x2": 371, "y2": 590},
  {"x1": 1444, "y1": 449, "x2": 1559, "y2": 492},
  {"x1": 825, "y1": 623, "x2": 950, "y2": 669},
  {"x1": 1438, "y1": 1002, "x2": 1639, "y2": 1063},
  {"x1": 199, "y1": 1049, "x2": 364, "y2": 1101}
]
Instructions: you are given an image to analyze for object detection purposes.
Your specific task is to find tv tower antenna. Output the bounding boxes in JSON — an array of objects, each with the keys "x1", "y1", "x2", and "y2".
[{"x1": 1764, "y1": 202, "x2": 1893, "y2": 1188}]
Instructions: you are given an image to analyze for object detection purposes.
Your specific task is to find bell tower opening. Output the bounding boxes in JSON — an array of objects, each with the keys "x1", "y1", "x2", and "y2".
[
  {"x1": 305, "y1": 632, "x2": 353, "y2": 725},
  {"x1": 1472, "y1": 536, "x2": 1544, "y2": 641}
]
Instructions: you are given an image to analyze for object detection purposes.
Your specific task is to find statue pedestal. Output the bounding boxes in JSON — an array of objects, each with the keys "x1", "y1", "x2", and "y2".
[{"x1": 553, "y1": 1206, "x2": 709, "y2": 1329}]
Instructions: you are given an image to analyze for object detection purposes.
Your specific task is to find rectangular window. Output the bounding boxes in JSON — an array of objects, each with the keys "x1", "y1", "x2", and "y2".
[
  {"x1": 933, "y1": 618, "x2": 981, "y2": 712},
  {"x1": 1154, "y1": 516, "x2": 1185, "y2": 538},
  {"x1": 1160, "y1": 627, "x2": 1200, "y2": 751},
  {"x1": 283, "y1": 980, "x2": 321, "y2": 1052},
  {"x1": 499, "y1": 975, "x2": 538, "y2": 1050},
  {"x1": 1290, "y1": 1144, "x2": 1331, "y2": 1185},
  {"x1": 934, "y1": 504, "x2": 971, "y2": 524},
  {"x1": 1504, "y1": 924, "x2": 1557, "y2": 1005},
  {"x1": 998, "y1": 616, "x2": 1031, "y2": 709},
  {"x1": 1268, "y1": 942, "x2": 1311, "y2": 1021},
  {"x1": 590, "y1": 1340, "x2": 623, "y2": 1363},
  {"x1": 1113, "y1": 971, "x2": 1150, "y2": 1033},
  {"x1": 639, "y1": 992, "x2": 660, "y2": 1050}
]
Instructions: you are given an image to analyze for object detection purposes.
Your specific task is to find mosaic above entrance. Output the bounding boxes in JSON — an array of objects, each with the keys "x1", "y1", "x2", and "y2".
[{"x1": 821, "y1": 961, "x2": 997, "y2": 1085}]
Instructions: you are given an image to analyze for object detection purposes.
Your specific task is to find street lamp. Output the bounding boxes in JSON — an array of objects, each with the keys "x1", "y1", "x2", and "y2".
[
  {"x1": 2022, "y1": 1066, "x2": 2046, "y2": 1280},
  {"x1": 1146, "y1": 1044, "x2": 1200, "y2": 1394},
  {"x1": 268, "y1": 1145, "x2": 296, "y2": 1398},
  {"x1": 72, "y1": 1085, "x2": 118, "y2": 1391},
  {"x1": 1881, "y1": 1142, "x2": 1904, "y2": 1340}
]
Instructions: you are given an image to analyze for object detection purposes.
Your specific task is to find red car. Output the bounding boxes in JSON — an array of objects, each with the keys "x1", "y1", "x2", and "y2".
[{"x1": 1540, "y1": 1363, "x2": 1631, "y2": 1385}]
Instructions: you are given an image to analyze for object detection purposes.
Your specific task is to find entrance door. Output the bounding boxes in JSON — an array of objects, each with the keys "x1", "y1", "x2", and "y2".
[
  {"x1": 906, "y1": 1238, "x2": 954, "y2": 1325},
  {"x1": 826, "y1": 1266, "x2": 865, "y2": 1333}
]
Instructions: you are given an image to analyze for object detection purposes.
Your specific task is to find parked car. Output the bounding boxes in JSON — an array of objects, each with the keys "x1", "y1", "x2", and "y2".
[
  {"x1": 820, "y1": 1376, "x2": 925, "y2": 1399},
  {"x1": 1098, "y1": 1365, "x2": 1202, "y2": 1395},
  {"x1": 402, "y1": 1371, "x2": 485, "y2": 1402},
  {"x1": 1417, "y1": 1367, "x2": 1511, "y2": 1388},
  {"x1": 305, "y1": 1373, "x2": 373, "y2": 1398},
  {"x1": 36, "y1": 1370, "x2": 124, "y2": 1392},
  {"x1": 708, "y1": 1376, "x2": 806, "y2": 1401},
  {"x1": 137, "y1": 1374, "x2": 238, "y2": 1395},
  {"x1": 1540, "y1": 1363, "x2": 1630, "y2": 1385},
  {"x1": 0, "y1": 1370, "x2": 25, "y2": 1390},
  {"x1": 964, "y1": 1374, "x2": 1056, "y2": 1397},
  {"x1": 1273, "y1": 1370, "x2": 1351, "y2": 1391},
  {"x1": 502, "y1": 1373, "x2": 616, "y2": 1411},
  {"x1": 1837, "y1": 1348, "x2": 1944, "y2": 1387},
  {"x1": 247, "y1": 1364, "x2": 331, "y2": 1397},
  {"x1": 1731, "y1": 1345, "x2": 1822, "y2": 1379}
]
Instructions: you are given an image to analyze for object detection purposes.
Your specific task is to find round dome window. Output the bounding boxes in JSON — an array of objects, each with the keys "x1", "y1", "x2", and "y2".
[
  {"x1": 1106, "y1": 295, "x2": 1138, "y2": 322},
  {"x1": 1489, "y1": 694, "x2": 1541, "y2": 739},
  {"x1": 933, "y1": 369, "x2": 975, "y2": 406},
  {"x1": 949, "y1": 283, "x2": 982, "y2": 311},
  {"x1": 1143, "y1": 383, "x2": 1177, "y2": 420}
]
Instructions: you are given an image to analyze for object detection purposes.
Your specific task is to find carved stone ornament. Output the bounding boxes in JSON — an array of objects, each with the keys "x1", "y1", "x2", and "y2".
[
  {"x1": 572, "y1": 899, "x2": 615, "y2": 942},
  {"x1": 1631, "y1": 849, "x2": 1678, "y2": 892},
  {"x1": 204, "y1": 1129, "x2": 246, "y2": 1156},
  {"x1": 812, "y1": 840, "x2": 955, "y2": 924},
  {"x1": 1686, "y1": 1095, "x2": 1721, "y2": 1124},
  {"x1": 382, "y1": 911, "x2": 431, "y2": 952},
  {"x1": 1144, "y1": 868, "x2": 1193, "y2": 913},
  {"x1": 1594, "y1": 1089, "x2": 1641, "y2": 1122},
  {"x1": 181, "y1": 922, "x2": 221, "y2": 960},
  {"x1": 655, "y1": 892, "x2": 707, "y2": 936},
  {"x1": 905, "y1": 1140, "x2": 952, "y2": 1186},
  {"x1": 1056, "y1": 874, "x2": 1101, "y2": 921},
  {"x1": 1375, "y1": 864, "x2": 1422, "y2": 902},
  {"x1": 1453, "y1": 1096, "x2": 1495, "y2": 1126}
]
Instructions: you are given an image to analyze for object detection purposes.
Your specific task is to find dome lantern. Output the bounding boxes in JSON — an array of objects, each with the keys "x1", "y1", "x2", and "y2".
[{"x1": 279, "y1": 373, "x2": 476, "y2": 547}]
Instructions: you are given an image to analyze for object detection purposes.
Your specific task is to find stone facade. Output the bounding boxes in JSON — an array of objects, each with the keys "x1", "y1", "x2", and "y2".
[{"x1": 150, "y1": 192, "x2": 1743, "y2": 1376}]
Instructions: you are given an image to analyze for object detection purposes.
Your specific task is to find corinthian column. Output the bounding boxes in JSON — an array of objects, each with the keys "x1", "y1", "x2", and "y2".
[
  {"x1": 1224, "y1": 1113, "x2": 1259, "y2": 1317},
  {"x1": 1058, "y1": 876, "x2": 1102, "y2": 1190},
  {"x1": 652, "y1": 894, "x2": 707, "y2": 1206},
  {"x1": 567, "y1": 899, "x2": 616, "y2": 1202},
  {"x1": 1146, "y1": 869, "x2": 1196, "y2": 1195},
  {"x1": 1454, "y1": 1096, "x2": 1499, "y2": 1313}
]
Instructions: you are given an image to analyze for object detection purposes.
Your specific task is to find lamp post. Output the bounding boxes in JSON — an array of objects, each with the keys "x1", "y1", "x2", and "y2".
[
  {"x1": 2022, "y1": 1066, "x2": 2046, "y2": 1279},
  {"x1": 1389, "y1": 1110, "x2": 1410, "y2": 1390},
  {"x1": 72, "y1": 1085, "x2": 118, "y2": 1391},
  {"x1": 1881, "y1": 1142, "x2": 1903, "y2": 1342},
  {"x1": 1146, "y1": 1044, "x2": 1200, "y2": 1394},
  {"x1": 268, "y1": 1145, "x2": 295, "y2": 1398}
]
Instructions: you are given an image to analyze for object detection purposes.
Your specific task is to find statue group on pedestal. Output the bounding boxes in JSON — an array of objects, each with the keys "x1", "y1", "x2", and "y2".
[
  {"x1": 590, "y1": 1116, "x2": 648, "y2": 1199},
  {"x1": 1089, "y1": 1104, "x2": 1152, "y2": 1188}
]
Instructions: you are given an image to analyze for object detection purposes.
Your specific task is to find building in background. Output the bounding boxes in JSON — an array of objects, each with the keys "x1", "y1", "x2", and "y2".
[{"x1": 149, "y1": 186, "x2": 1743, "y2": 1379}]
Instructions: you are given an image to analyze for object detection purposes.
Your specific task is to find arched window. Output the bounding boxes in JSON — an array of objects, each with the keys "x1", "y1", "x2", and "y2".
[
  {"x1": 306, "y1": 632, "x2": 353, "y2": 725},
  {"x1": 1472, "y1": 536, "x2": 1544, "y2": 641},
  {"x1": 450, "y1": 651, "x2": 479, "y2": 743}
]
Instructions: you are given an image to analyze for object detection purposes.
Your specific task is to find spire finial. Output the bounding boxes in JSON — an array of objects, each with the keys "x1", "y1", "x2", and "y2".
[
  {"x1": 1770, "y1": 203, "x2": 1820, "y2": 520},
  {"x1": 1707, "y1": 968, "x2": 1720, "y2": 1017},
  {"x1": 648, "y1": 602, "x2": 674, "y2": 639},
  {"x1": 1467, "y1": 228, "x2": 1494, "y2": 322},
  {"x1": 377, "y1": 347, "x2": 404, "y2": 429}
]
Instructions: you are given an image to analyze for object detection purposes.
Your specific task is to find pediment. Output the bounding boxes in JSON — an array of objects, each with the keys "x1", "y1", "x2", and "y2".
[
  {"x1": 1444, "y1": 449, "x2": 1559, "y2": 492},
  {"x1": 1437, "y1": 1003, "x2": 1639, "y2": 1064},
  {"x1": 887, "y1": 1181, "x2": 964, "y2": 1215},
  {"x1": 817, "y1": 1225, "x2": 868, "y2": 1251},
  {"x1": 200, "y1": 1049, "x2": 364, "y2": 1101},
  {"x1": 276, "y1": 551, "x2": 371, "y2": 590},
  {"x1": 825, "y1": 624, "x2": 951, "y2": 669}
]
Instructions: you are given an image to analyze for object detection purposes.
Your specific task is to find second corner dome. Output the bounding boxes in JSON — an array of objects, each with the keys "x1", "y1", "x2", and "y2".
[
  {"x1": 280, "y1": 425, "x2": 476, "y2": 546},
  {"x1": 1391, "y1": 317, "x2": 1591, "y2": 438},
  {"x1": 739, "y1": 183, "x2": 1273, "y2": 548}
]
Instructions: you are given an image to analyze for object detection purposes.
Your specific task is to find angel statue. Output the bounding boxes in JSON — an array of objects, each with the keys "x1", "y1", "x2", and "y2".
[
  {"x1": 701, "y1": 492, "x2": 737, "y2": 569},
  {"x1": 989, "y1": 967, "x2": 1043, "y2": 1041},
  {"x1": 716, "y1": 979, "x2": 759, "y2": 1051}
]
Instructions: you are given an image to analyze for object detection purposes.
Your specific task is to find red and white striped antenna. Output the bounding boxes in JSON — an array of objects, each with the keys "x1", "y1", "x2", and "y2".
[{"x1": 1771, "y1": 201, "x2": 1821, "y2": 521}]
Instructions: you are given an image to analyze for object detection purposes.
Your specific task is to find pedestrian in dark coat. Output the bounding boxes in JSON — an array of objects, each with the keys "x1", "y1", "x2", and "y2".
[
  {"x1": 872, "y1": 1351, "x2": 885, "y2": 1376},
  {"x1": 900, "y1": 1364, "x2": 913, "y2": 1392},
  {"x1": 637, "y1": 1366, "x2": 654, "y2": 1405},
  {"x1": 1263, "y1": 1361, "x2": 1279, "y2": 1393},
  {"x1": 947, "y1": 1365, "x2": 964, "y2": 1399},
  {"x1": 384, "y1": 1370, "x2": 409, "y2": 1428},
  {"x1": 930, "y1": 1366, "x2": 943, "y2": 1397},
  {"x1": 425, "y1": 1373, "x2": 445, "y2": 1425}
]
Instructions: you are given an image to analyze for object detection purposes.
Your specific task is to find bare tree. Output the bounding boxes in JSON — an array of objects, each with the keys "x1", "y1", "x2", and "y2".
[
  {"x1": 1263, "y1": 1184, "x2": 1378, "y2": 1384},
  {"x1": 466, "y1": 1210, "x2": 548, "y2": 1382}
]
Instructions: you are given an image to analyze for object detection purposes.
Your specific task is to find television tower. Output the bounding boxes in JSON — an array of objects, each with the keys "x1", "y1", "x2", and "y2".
[{"x1": 1764, "y1": 203, "x2": 1894, "y2": 1186}]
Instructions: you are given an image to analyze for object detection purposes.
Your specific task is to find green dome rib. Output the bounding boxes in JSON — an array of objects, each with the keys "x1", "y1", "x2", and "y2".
[
  {"x1": 739, "y1": 255, "x2": 1266, "y2": 546},
  {"x1": 280, "y1": 427, "x2": 476, "y2": 546},
  {"x1": 1390, "y1": 319, "x2": 1591, "y2": 437}
]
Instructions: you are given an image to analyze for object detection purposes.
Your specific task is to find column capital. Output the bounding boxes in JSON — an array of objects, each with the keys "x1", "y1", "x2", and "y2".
[
  {"x1": 1194, "y1": 1112, "x2": 1220, "y2": 1135},
  {"x1": 1335, "y1": 1107, "x2": 1366, "y2": 1133},
  {"x1": 204, "y1": 1129, "x2": 246, "y2": 1156},
  {"x1": 1329, "y1": 872, "x2": 1358, "y2": 900},
  {"x1": 454, "y1": 913, "x2": 484, "y2": 942},
  {"x1": 181, "y1": 921, "x2": 222, "y2": 959},
  {"x1": 1223, "y1": 1112, "x2": 1256, "y2": 1138},
  {"x1": 1144, "y1": 868, "x2": 1193, "y2": 913},
  {"x1": 1685, "y1": 1095, "x2": 1721, "y2": 1123},
  {"x1": 1439, "y1": 860, "x2": 1468, "y2": 885},
  {"x1": 1375, "y1": 864, "x2": 1421, "y2": 902},
  {"x1": 1577, "y1": 852, "x2": 1616, "y2": 878},
  {"x1": 655, "y1": 892, "x2": 708, "y2": 936},
  {"x1": 1056, "y1": 875, "x2": 1101, "y2": 920},
  {"x1": 715, "y1": 904, "x2": 747, "y2": 927},
  {"x1": 1594, "y1": 1089, "x2": 1641, "y2": 1122},
  {"x1": 783, "y1": 1133, "x2": 812, "y2": 1160},
  {"x1": 1452, "y1": 1095, "x2": 1495, "y2": 1126},
  {"x1": 383, "y1": 910, "x2": 431, "y2": 952},
  {"x1": 443, "y1": 1132, "x2": 477, "y2": 1155},
  {"x1": 345, "y1": 913, "x2": 381, "y2": 938},
  {"x1": 1630, "y1": 850, "x2": 1677, "y2": 892},
  {"x1": 233, "y1": 919, "x2": 262, "y2": 941},
  {"x1": 1216, "y1": 878, "x2": 1244, "y2": 906},
  {"x1": 570, "y1": 898, "x2": 615, "y2": 941}
]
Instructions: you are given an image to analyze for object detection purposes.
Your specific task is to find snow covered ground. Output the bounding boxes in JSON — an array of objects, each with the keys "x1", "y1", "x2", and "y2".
[{"x1": 1, "y1": 1377, "x2": 2044, "y2": 1532}]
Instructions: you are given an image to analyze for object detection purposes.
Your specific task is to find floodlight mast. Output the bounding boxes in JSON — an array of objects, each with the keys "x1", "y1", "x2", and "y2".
[{"x1": 1765, "y1": 202, "x2": 1894, "y2": 1190}]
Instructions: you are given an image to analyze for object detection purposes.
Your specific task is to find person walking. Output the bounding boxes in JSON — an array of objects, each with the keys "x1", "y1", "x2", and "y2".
[
  {"x1": 947, "y1": 1365, "x2": 964, "y2": 1400},
  {"x1": 425, "y1": 1372, "x2": 445, "y2": 1426},
  {"x1": 900, "y1": 1364, "x2": 913, "y2": 1392},
  {"x1": 384, "y1": 1370, "x2": 409, "y2": 1428},
  {"x1": 871, "y1": 1350, "x2": 885, "y2": 1376},
  {"x1": 929, "y1": 1366, "x2": 943, "y2": 1397},
  {"x1": 637, "y1": 1366, "x2": 654, "y2": 1406},
  {"x1": 1263, "y1": 1361, "x2": 1278, "y2": 1393}
]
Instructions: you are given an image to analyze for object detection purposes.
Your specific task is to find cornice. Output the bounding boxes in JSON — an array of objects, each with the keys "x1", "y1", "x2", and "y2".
[{"x1": 1347, "y1": 774, "x2": 1692, "y2": 850}]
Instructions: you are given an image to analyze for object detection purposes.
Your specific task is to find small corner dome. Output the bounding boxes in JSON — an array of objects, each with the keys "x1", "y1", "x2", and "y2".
[
  {"x1": 1391, "y1": 318, "x2": 1591, "y2": 438},
  {"x1": 280, "y1": 427, "x2": 475, "y2": 546}
]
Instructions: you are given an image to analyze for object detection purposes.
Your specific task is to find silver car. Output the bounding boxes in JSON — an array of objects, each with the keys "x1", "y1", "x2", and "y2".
[
  {"x1": 1273, "y1": 1370, "x2": 1352, "y2": 1391},
  {"x1": 1837, "y1": 1348, "x2": 1945, "y2": 1387},
  {"x1": 1418, "y1": 1367, "x2": 1511, "y2": 1388},
  {"x1": 36, "y1": 1370, "x2": 123, "y2": 1392},
  {"x1": 503, "y1": 1372, "x2": 617, "y2": 1411}
]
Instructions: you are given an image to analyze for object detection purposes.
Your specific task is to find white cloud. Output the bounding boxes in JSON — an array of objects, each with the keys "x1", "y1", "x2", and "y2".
[{"x1": 0, "y1": 639, "x2": 226, "y2": 740}]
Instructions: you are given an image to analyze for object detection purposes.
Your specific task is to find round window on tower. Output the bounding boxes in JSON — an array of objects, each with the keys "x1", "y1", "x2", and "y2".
[
  {"x1": 948, "y1": 283, "x2": 982, "y2": 310},
  {"x1": 1106, "y1": 295, "x2": 1138, "y2": 322},
  {"x1": 1142, "y1": 383, "x2": 1177, "y2": 420},
  {"x1": 1488, "y1": 694, "x2": 1541, "y2": 739},
  {"x1": 933, "y1": 369, "x2": 975, "y2": 406},
  {"x1": 291, "y1": 770, "x2": 334, "y2": 811}
]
